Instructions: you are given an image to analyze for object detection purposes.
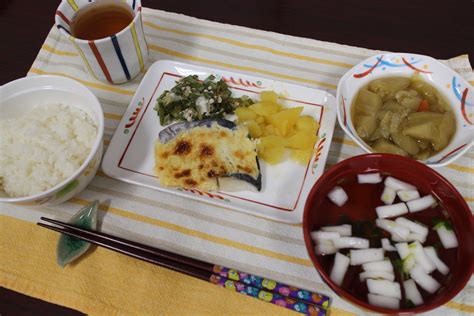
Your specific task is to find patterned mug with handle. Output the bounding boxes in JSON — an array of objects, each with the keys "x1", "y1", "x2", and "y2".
[{"x1": 55, "y1": 0, "x2": 148, "y2": 84}]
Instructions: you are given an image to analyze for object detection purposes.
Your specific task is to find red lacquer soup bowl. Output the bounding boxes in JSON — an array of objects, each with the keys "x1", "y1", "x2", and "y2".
[{"x1": 303, "y1": 153, "x2": 473, "y2": 314}]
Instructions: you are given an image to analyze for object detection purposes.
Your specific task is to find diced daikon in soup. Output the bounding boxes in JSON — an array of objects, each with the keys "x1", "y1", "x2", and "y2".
[{"x1": 312, "y1": 174, "x2": 458, "y2": 310}]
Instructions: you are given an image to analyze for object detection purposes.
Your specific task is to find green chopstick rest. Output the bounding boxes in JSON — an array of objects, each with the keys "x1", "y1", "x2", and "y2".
[{"x1": 56, "y1": 200, "x2": 99, "y2": 267}]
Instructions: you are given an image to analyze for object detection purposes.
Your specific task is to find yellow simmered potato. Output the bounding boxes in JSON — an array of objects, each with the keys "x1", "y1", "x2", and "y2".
[
  {"x1": 263, "y1": 124, "x2": 278, "y2": 136},
  {"x1": 260, "y1": 146, "x2": 286, "y2": 165},
  {"x1": 237, "y1": 91, "x2": 319, "y2": 165},
  {"x1": 296, "y1": 115, "x2": 319, "y2": 133},
  {"x1": 260, "y1": 91, "x2": 279, "y2": 103},
  {"x1": 235, "y1": 107, "x2": 257, "y2": 121},
  {"x1": 243, "y1": 121, "x2": 262, "y2": 138},
  {"x1": 270, "y1": 107, "x2": 303, "y2": 136},
  {"x1": 250, "y1": 102, "x2": 281, "y2": 117},
  {"x1": 256, "y1": 116, "x2": 265, "y2": 125},
  {"x1": 286, "y1": 132, "x2": 317, "y2": 150},
  {"x1": 259, "y1": 135, "x2": 287, "y2": 150}
]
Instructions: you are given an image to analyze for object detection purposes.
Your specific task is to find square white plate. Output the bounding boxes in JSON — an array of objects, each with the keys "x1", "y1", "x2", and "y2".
[{"x1": 102, "y1": 60, "x2": 336, "y2": 223}]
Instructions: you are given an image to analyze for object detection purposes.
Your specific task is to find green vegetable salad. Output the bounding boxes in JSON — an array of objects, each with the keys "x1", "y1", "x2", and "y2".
[{"x1": 154, "y1": 75, "x2": 254, "y2": 125}]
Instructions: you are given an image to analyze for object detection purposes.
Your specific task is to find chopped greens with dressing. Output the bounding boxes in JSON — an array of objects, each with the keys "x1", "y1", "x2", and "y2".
[{"x1": 154, "y1": 75, "x2": 254, "y2": 125}]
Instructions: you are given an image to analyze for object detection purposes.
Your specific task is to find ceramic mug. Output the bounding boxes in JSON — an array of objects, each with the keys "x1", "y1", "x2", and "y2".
[{"x1": 55, "y1": 0, "x2": 148, "y2": 84}]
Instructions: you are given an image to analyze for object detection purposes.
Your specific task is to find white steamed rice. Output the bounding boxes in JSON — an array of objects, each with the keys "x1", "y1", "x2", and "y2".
[{"x1": 0, "y1": 103, "x2": 97, "y2": 197}]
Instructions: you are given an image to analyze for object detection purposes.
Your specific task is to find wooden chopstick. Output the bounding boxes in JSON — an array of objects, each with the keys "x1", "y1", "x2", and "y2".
[
  {"x1": 38, "y1": 217, "x2": 331, "y2": 315},
  {"x1": 40, "y1": 217, "x2": 212, "y2": 272},
  {"x1": 38, "y1": 221, "x2": 207, "y2": 279}
]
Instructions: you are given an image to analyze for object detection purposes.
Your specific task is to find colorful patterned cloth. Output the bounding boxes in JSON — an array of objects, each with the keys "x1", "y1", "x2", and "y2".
[{"x1": 1, "y1": 8, "x2": 473, "y2": 315}]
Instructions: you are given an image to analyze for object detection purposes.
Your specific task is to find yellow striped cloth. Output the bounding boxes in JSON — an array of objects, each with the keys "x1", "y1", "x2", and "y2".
[{"x1": 1, "y1": 8, "x2": 473, "y2": 315}]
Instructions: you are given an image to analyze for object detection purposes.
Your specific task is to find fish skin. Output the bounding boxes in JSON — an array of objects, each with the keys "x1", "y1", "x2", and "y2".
[
  {"x1": 223, "y1": 157, "x2": 262, "y2": 191},
  {"x1": 159, "y1": 119, "x2": 236, "y2": 143}
]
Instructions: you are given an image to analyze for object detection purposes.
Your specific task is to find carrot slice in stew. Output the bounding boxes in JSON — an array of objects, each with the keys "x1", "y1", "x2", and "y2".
[{"x1": 418, "y1": 99, "x2": 430, "y2": 112}]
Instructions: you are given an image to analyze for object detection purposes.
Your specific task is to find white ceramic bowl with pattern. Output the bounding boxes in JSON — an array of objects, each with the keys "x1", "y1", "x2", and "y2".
[
  {"x1": 336, "y1": 53, "x2": 474, "y2": 167},
  {"x1": 0, "y1": 75, "x2": 104, "y2": 205}
]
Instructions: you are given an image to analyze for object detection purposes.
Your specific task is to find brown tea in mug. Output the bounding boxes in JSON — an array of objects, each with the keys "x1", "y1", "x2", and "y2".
[{"x1": 70, "y1": 1, "x2": 134, "y2": 40}]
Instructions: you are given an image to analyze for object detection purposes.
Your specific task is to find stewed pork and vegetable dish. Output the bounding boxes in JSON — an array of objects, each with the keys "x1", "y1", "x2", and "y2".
[{"x1": 351, "y1": 74, "x2": 456, "y2": 160}]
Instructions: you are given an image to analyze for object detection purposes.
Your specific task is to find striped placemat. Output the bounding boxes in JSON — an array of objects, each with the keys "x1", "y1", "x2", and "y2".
[{"x1": 1, "y1": 8, "x2": 473, "y2": 315}]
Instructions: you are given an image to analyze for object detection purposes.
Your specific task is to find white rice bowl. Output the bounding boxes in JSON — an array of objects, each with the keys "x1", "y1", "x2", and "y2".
[{"x1": 0, "y1": 103, "x2": 97, "y2": 197}]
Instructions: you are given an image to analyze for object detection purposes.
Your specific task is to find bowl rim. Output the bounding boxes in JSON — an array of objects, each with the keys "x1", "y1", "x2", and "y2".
[
  {"x1": 335, "y1": 52, "x2": 474, "y2": 168},
  {"x1": 0, "y1": 75, "x2": 104, "y2": 202},
  {"x1": 302, "y1": 153, "x2": 474, "y2": 314}
]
